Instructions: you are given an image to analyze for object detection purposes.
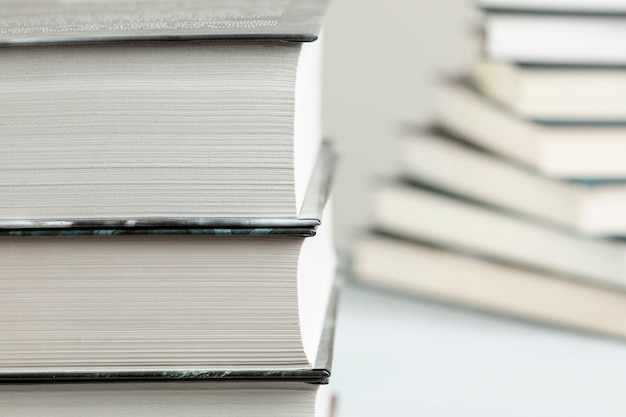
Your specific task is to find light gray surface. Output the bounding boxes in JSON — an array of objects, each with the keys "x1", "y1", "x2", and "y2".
[{"x1": 332, "y1": 283, "x2": 626, "y2": 416}]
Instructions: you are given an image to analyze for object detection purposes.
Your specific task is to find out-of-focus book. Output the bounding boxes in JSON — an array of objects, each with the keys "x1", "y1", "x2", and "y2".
[
  {"x1": 354, "y1": 233, "x2": 626, "y2": 340},
  {"x1": 399, "y1": 130, "x2": 626, "y2": 236},
  {"x1": 478, "y1": 0, "x2": 626, "y2": 64},
  {"x1": 471, "y1": 52, "x2": 626, "y2": 121},
  {"x1": 352, "y1": 0, "x2": 626, "y2": 340},
  {"x1": 435, "y1": 79, "x2": 626, "y2": 179}
]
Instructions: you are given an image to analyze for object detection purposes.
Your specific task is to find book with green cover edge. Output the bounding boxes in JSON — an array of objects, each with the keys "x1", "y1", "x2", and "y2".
[
  {"x1": 0, "y1": 273, "x2": 340, "y2": 385},
  {"x1": 0, "y1": 141, "x2": 336, "y2": 238}
]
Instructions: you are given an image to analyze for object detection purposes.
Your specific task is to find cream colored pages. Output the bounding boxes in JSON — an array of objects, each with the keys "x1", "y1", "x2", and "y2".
[{"x1": 0, "y1": 235, "x2": 310, "y2": 372}]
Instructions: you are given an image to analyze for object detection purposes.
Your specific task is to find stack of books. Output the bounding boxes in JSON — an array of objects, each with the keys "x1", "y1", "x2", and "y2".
[
  {"x1": 353, "y1": 0, "x2": 626, "y2": 340},
  {"x1": 0, "y1": 1, "x2": 337, "y2": 416}
]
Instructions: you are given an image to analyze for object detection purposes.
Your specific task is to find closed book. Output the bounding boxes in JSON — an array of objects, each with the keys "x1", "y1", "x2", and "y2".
[
  {"x1": 471, "y1": 46, "x2": 626, "y2": 121},
  {"x1": 0, "y1": 278, "x2": 340, "y2": 415},
  {"x1": 371, "y1": 181, "x2": 626, "y2": 289},
  {"x1": 0, "y1": 148, "x2": 336, "y2": 376},
  {"x1": 0, "y1": 0, "x2": 327, "y2": 222},
  {"x1": 400, "y1": 130, "x2": 626, "y2": 236},
  {"x1": 436, "y1": 79, "x2": 626, "y2": 179},
  {"x1": 354, "y1": 233, "x2": 626, "y2": 340},
  {"x1": 483, "y1": 11, "x2": 626, "y2": 64},
  {"x1": 0, "y1": 225, "x2": 336, "y2": 375}
]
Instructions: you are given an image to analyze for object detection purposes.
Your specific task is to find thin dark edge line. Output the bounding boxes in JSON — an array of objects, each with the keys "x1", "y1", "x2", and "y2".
[
  {"x1": 0, "y1": 33, "x2": 318, "y2": 48},
  {"x1": 483, "y1": 7, "x2": 626, "y2": 17}
]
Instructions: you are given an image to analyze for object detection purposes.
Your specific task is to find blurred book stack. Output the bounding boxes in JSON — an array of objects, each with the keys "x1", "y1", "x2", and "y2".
[
  {"x1": 0, "y1": 1, "x2": 337, "y2": 416},
  {"x1": 353, "y1": 0, "x2": 626, "y2": 339}
]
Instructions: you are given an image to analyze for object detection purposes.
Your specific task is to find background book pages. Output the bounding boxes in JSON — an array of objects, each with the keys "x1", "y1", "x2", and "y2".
[
  {"x1": 370, "y1": 183, "x2": 626, "y2": 289},
  {"x1": 354, "y1": 234, "x2": 626, "y2": 340},
  {"x1": 401, "y1": 131, "x2": 626, "y2": 236},
  {"x1": 471, "y1": 51, "x2": 626, "y2": 121},
  {"x1": 350, "y1": 0, "x2": 626, "y2": 341},
  {"x1": 0, "y1": 0, "x2": 338, "y2": 415},
  {"x1": 435, "y1": 79, "x2": 626, "y2": 179},
  {"x1": 483, "y1": 13, "x2": 626, "y2": 65},
  {"x1": 477, "y1": 0, "x2": 626, "y2": 65}
]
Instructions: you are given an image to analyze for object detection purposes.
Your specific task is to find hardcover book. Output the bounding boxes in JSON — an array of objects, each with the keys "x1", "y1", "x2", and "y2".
[
  {"x1": 0, "y1": 278, "x2": 339, "y2": 416},
  {"x1": 354, "y1": 233, "x2": 626, "y2": 341},
  {"x1": 436, "y1": 79, "x2": 626, "y2": 179},
  {"x1": 0, "y1": 144, "x2": 336, "y2": 376},
  {"x1": 0, "y1": 5, "x2": 341, "y2": 416},
  {"x1": 470, "y1": 42, "x2": 626, "y2": 121},
  {"x1": 371, "y1": 180, "x2": 626, "y2": 289},
  {"x1": 0, "y1": 0, "x2": 339, "y2": 391},
  {"x1": 483, "y1": 11, "x2": 626, "y2": 64},
  {"x1": 0, "y1": 0, "x2": 328, "y2": 222},
  {"x1": 400, "y1": 130, "x2": 626, "y2": 236},
  {"x1": 0, "y1": 221, "x2": 337, "y2": 376}
]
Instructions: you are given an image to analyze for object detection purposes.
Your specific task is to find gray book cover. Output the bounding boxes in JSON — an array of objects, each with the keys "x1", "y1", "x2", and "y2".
[{"x1": 0, "y1": 0, "x2": 327, "y2": 45}]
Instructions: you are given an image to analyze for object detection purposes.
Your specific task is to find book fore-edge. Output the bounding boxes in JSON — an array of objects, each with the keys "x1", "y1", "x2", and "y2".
[{"x1": 0, "y1": 141, "x2": 336, "y2": 238}]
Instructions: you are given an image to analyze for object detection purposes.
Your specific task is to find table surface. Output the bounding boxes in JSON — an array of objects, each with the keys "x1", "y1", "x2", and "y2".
[{"x1": 331, "y1": 282, "x2": 626, "y2": 417}]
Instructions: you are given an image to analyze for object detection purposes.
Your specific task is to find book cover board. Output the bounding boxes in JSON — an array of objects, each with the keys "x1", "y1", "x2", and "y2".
[{"x1": 0, "y1": 0, "x2": 328, "y2": 45}]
